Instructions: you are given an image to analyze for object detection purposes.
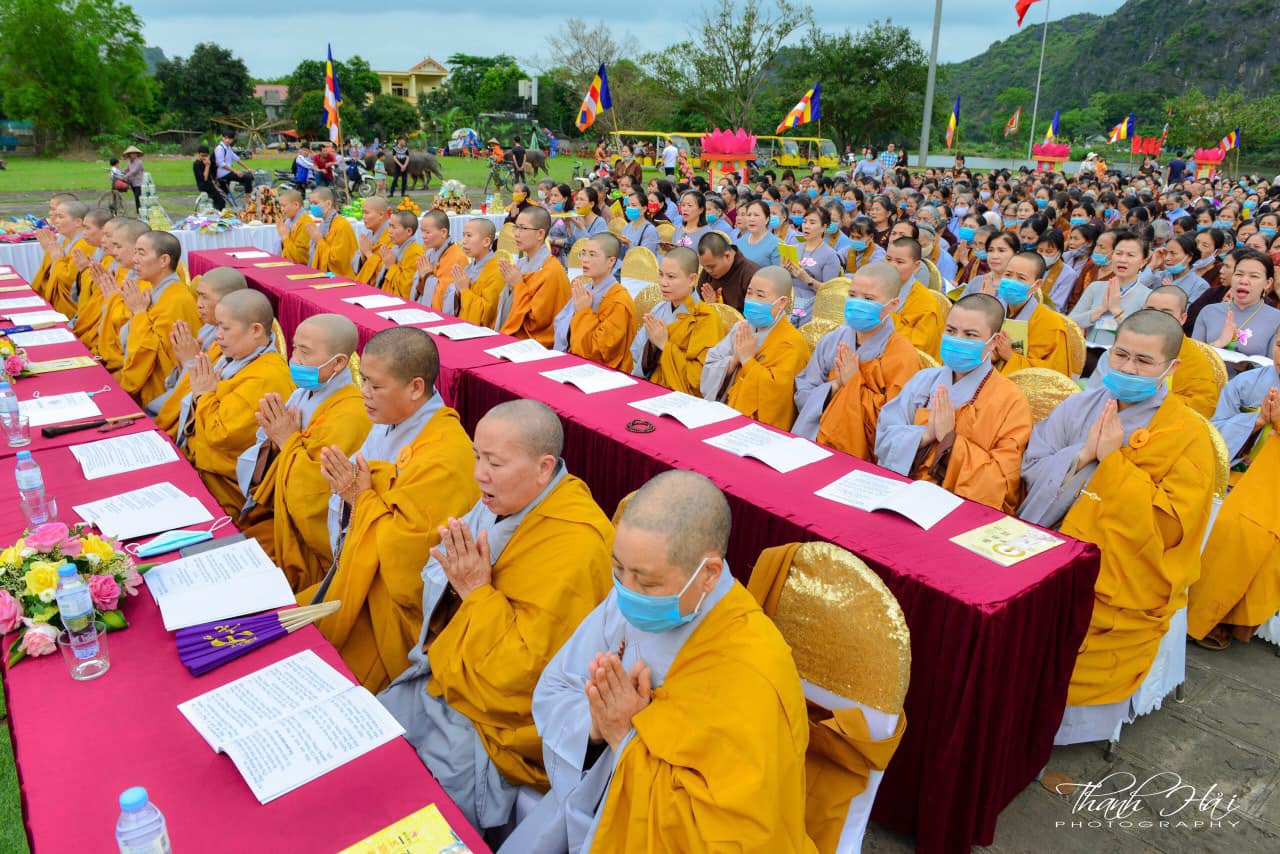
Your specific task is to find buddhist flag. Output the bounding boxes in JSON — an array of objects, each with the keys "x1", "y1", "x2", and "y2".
[
  {"x1": 575, "y1": 64, "x2": 612, "y2": 132},
  {"x1": 1016, "y1": 0, "x2": 1044, "y2": 26},
  {"x1": 776, "y1": 83, "x2": 821, "y2": 134},
  {"x1": 1108, "y1": 114, "x2": 1135, "y2": 143},
  {"x1": 1220, "y1": 127, "x2": 1241, "y2": 152},
  {"x1": 945, "y1": 97, "x2": 960, "y2": 149},
  {"x1": 1043, "y1": 110, "x2": 1060, "y2": 143},
  {"x1": 1004, "y1": 107, "x2": 1022, "y2": 137},
  {"x1": 323, "y1": 44, "x2": 342, "y2": 144}
]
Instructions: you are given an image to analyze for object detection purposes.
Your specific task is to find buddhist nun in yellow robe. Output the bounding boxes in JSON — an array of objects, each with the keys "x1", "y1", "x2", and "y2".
[
  {"x1": 406, "y1": 210, "x2": 467, "y2": 308},
  {"x1": 378, "y1": 400, "x2": 614, "y2": 831},
  {"x1": 990, "y1": 252, "x2": 1076, "y2": 376},
  {"x1": 114, "y1": 232, "x2": 202, "y2": 408},
  {"x1": 32, "y1": 200, "x2": 93, "y2": 316},
  {"x1": 452, "y1": 218, "x2": 506, "y2": 327},
  {"x1": 236, "y1": 314, "x2": 370, "y2": 588},
  {"x1": 885, "y1": 237, "x2": 946, "y2": 358},
  {"x1": 876, "y1": 294, "x2": 1033, "y2": 513},
  {"x1": 89, "y1": 218, "x2": 148, "y2": 371},
  {"x1": 502, "y1": 471, "x2": 815, "y2": 853},
  {"x1": 497, "y1": 207, "x2": 570, "y2": 346},
  {"x1": 68, "y1": 207, "x2": 113, "y2": 349},
  {"x1": 273, "y1": 189, "x2": 313, "y2": 264},
  {"x1": 1019, "y1": 310, "x2": 1215, "y2": 706},
  {"x1": 792, "y1": 262, "x2": 919, "y2": 457},
  {"x1": 701, "y1": 265, "x2": 810, "y2": 430},
  {"x1": 352, "y1": 196, "x2": 392, "y2": 284},
  {"x1": 631, "y1": 246, "x2": 721, "y2": 394},
  {"x1": 177, "y1": 290, "x2": 294, "y2": 516},
  {"x1": 300, "y1": 328, "x2": 478, "y2": 693},
  {"x1": 150, "y1": 267, "x2": 245, "y2": 437},
  {"x1": 552, "y1": 234, "x2": 638, "y2": 371},
  {"x1": 306, "y1": 187, "x2": 358, "y2": 277}
]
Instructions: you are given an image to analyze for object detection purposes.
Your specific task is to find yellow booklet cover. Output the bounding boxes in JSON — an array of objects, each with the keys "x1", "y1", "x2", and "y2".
[
  {"x1": 311, "y1": 282, "x2": 354, "y2": 290},
  {"x1": 1001, "y1": 319, "x2": 1029, "y2": 355},
  {"x1": 24, "y1": 356, "x2": 98, "y2": 374},
  {"x1": 778, "y1": 242, "x2": 799, "y2": 266},
  {"x1": 254, "y1": 261, "x2": 294, "y2": 268},
  {"x1": 338, "y1": 804, "x2": 471, "y2": 854},
  {"x1": 0, "y1": 285, "x2": 31, "y2": 292},
  {"x1": 950, "y1": 517, "x2": 1064, "y2": 567},
  {"x1": 287, "y1": 272, "x2": 331, "y2": 281}
]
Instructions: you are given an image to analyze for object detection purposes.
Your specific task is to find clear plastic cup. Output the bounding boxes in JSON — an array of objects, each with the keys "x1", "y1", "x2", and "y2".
[
  {"x1": 18, "y1": 493, "x2": 56, "y2": 526},
  {"x1": 3, "y1": 413, "x2": 30, "y2": 447},
  {"x1": 56, "y1": 619, "x2": 110, "y2": 681}
]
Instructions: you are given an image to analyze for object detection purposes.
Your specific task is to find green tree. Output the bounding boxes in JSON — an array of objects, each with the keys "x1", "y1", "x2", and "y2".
[
  {"x1": 284, "y1": 55, "x2": 381, "y2": 112},
  {"x1": 476, "y1": 64, "x2": 526, "y2": 113},
  {"x1": 1163, "y1": 87, "x2": 1280, "y2": 154},
  {"x1": 290, "y1": 91, "x2": 327, "y2": 139},
  {"x1": 0, "y1": 0, "x2": 151, "y2": 150},
  {"x1": 363, "y1": 94, "x2": 420, "y2": 139},
  {"x1": 155, "y1": 42, "x2": 253, "y2": 130},
  {"x1": 444, "y1": 54, "x2": 521, "y2": 115}
]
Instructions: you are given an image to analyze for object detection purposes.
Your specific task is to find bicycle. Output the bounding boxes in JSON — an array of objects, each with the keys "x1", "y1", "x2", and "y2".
[
  {"x1": 97, "y1": 186, "x2": 126, "y2": 216},
  {"x1": 483, "y1": 158, "x2": 515, "y2": 194}
]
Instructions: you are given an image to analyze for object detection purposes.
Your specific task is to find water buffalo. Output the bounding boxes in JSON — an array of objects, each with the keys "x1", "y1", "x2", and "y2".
[
  {"x1": 503, "y1": 148, "x2": 550, "y2": 178},
  {"x1": 363, "y1": 150, "x2": 445, "y2": 190}
]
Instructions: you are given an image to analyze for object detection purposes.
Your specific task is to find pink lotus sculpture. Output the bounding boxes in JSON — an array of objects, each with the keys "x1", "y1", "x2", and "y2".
[
  {"x1": 701, "y1": 128, "x2": 756, "y2": 156},
  {"x1": 1032, "y1": 143, "x2": 1071, "y2": 158},
  {"x1": 1195, "y1": 147, "x2": 1226, "y2": 163}
]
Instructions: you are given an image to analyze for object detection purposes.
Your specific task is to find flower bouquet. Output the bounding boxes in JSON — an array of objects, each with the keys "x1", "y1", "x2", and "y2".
[
  {"x1": 0, "y1": 336, "x2": 28, "y2": 383},
  {"x1": 0, "y1": 522, "x2": 145, "y2": 666},
  {"x1": 431, "y1": 181, "x2": 470, "y2": 214}
]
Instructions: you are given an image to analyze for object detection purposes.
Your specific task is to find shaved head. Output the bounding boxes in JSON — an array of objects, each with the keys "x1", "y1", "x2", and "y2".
[
  {"x1": 363, "y1": 326, "x2": 439, "y2": 387},
  {"x1": 753, "y1": 265, "x2": 793, "y2": 300},
  {"x1": 521, "y1": 205, "x2": 552, "y2": 234},
  {"x1": 60, "y1": 201, "x2": 89, "y2": 221},
  {"x1": 855, "y1": 262, "x2": 901, "y2": 300},
  {"x1": 953, "y1": 293, "x2": 1005, "y2": 336},
  {"x1": 220, "y1": 288, "x2": 274, "y2": 330},
  {"x1": 420, "y1": 209, "x2": 449, "y2": 232},
  {"x1": 1118, "y1": 308, "x2": 1183, "y2": 361},
  {"x1": 200, "y1": 266, "x2": 247, "y2": 297},
  {"x1": 297, "y1": 313, "x2": 358, "y2": 357},
  {"x1": 465, "y1": 218, "x2": 497, "y2": 242},
  {"x1": 364, "y1": 195, "x2": 390, "y2": 213},
  {"x1": 664, "y1": 245, "x2": 699, "y2": 275},
  {"x1": 114, "y1": 219, "x2": 150, "y2": 244},
  {"x1": 589, "y1": 233, "x2": 621, "y2": 263},
  {"x1": 1146, "y1": 284, "x2": 1189, "y2": 316},
  {"x1": 619, "y1": 470, "x2": 731, "y2": 574},
  {"x1": 477, "y1": 399, "x2": 564, "y2": 459}
]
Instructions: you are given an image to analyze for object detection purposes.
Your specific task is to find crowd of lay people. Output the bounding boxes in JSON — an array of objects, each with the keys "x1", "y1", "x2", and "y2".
[{"x1": 25, "y1": 147, "x2": 1278, "y2": 847}]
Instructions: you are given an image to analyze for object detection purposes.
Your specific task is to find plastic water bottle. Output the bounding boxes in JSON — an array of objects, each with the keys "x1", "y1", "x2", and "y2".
[
  {"x1": 0, "y1": 381, "x2": 17, "y2": 422},
  {"x1": 55, "y1": 563, "x2": 106, "y2": 678},
  {"x1": 14, "y1": 450, "x2": 49, "y2": 525},
  {"x1": 115, "y1": 787, "x2": 171, "y2": 854}
]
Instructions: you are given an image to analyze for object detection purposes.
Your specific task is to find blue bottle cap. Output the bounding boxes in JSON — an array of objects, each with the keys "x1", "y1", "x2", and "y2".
[
  {"x1": 0, "y1": 382, "x2": 10, "y2": 390},
  {"x1": 15, "y1": 450, "x2": 30, "y2": 461},
  {"x1": 119, "y1": 786, "x2": 149, "y2": 812},
  {"x1": 57, "y1": 563, "x2": 77, "y2": 577}
]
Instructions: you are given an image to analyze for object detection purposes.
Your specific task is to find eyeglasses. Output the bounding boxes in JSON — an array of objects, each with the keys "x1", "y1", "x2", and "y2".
[
  {"x1": 513, "y1": 224, "x2": 542, "y2": 233},
  {"x1": 579, "y1": 250, "x2": 605, "y2": 259},
  {"x1": 1109, "y1": 348, "x2": 1172, "y2": 370}
]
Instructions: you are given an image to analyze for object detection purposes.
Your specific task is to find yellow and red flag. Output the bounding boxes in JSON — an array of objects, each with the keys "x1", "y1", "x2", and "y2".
[
  {"x1": 575, "y1": 65, "x2": 612, "y2": 132},
  {"x1": 776, "y1": 83, "x2": 821, "y2": 135},
  {"x1": 945, "y1": 97, "x2": 960, "y2": 149},
  {"x1": 324, "y1": 44, "x2": 342, "y2": 144},
  {"x1": 1003, "y1": 106, "x2": 1021, "y2": 137}
]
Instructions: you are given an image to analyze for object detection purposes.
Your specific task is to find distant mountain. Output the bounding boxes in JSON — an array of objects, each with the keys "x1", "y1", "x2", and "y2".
[
  {"x1": 143, "y1": 46, "x2": 167, "y2": 75},
  {"x1": 943, "y1": 0, "x2": 1280, "y2": 126}
]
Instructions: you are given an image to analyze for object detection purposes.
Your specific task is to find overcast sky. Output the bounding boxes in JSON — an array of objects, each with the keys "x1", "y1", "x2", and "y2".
[{"x1": 132, "y1": 0, "x2": 1125, "y2": 79}]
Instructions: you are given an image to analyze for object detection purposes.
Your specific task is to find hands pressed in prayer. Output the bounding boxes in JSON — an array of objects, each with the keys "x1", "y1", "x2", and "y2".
[
  {"x1": 377, "y1": 243, "x2": 395, "y2": 267},
  {"x1": 570, "y1": 279, "x2": 593, "y2": 313},
  {"x1": 320, "y1": 446, "x2": 371, "y2": 506},
  {"x1": 1095, "y1": 400, "x2": 1125, "y2": 461},
  {"x1": 92, "y1": 263, "x2": 118, "y2": 300},
  {"x1": 72, "y1": 247, "x2": 90, "y2": 272},
  {"x1": 833, "y1": 341, "x2": 860, "y2": 389},
  {"x1": 255, "y1": 392, "x2": 302, "y2": 450},
  {"x1": 450, "y1": 263, "x2": 470, "y2": 291},
  {"x1": 120, "y1": 278, "x2": 150, "y2": 315},
  {"x1": 358, "y1": 232, "x2": 374, "y2": 259},
  {"x1": 1256, "y1": 387, "x2": 1280, "y2": 432},
  {"x1": 980, "y1": 272, "x2": 999, "y2": 297},
  {"x1": 928, "y1": 385, "x2": 956, "y2": 445},
  {"x1": 586, "y1": 651, "x2": 651, "y2": 751},
  {"x1": 642, "y1": 313, "x2": 668, "y2": 349},
  {"x1": 991, "y1": 330, "x2": 1015, "y2": 362},
  {"x1": 499, "y1": 258, "x2": 522, "y2": 288},
  {"x1": 1103, "y1": 279, "x2": 1123, "y2": 318},
  {"x1": 414, "y1": 253, "x2": 432, "y2": 280},
  {"x1": 430, "y1": 517, "x2": 493, "y2": 599},
  {"x1": 187, "y1": 353, "x2": 219, "y2": 397},
  {"x1": 698, "y1": 282, "x2": 719, "y2": 304},
  {"x1": 305, "y1": 220, "x2": 322, "y2": 243},
  {"x1": 275, "y1": 219, "x2": 289, "y2": 240},
  {"x1": 169, "y1": 320, "x2": 201, "y2": 365},
  {"x1": 731, "y1": 320, "x2": 758, "y2": 367}
]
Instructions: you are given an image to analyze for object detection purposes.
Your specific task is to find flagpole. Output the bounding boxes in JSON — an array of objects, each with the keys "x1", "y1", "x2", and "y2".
[
  {"x1": 1026, "y1": 0, "x2": 1051, "y2": 162},
  {"x1": 917, "y1": 0, "x2": 944, "y2": 172}
]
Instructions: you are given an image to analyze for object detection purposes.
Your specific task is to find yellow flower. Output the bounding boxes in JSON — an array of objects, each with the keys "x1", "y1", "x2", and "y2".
[
  {"x1": 0, "y1": 541, "x2": 23, "y2": 567},
  {"x1": 80, "y1": 535, "x2": 117, "y2": 563},
  {"x1": 23, "y1": 561, "x2": 61, "y2": 598}
]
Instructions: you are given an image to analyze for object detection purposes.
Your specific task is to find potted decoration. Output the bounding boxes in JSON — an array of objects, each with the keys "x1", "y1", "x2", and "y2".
[
  {"x1": 1032, "y1": 143, "x2": 1071, "y2": 173},
  {"x1": 0, "y1": 335, "x2": 28, "y2": 382},
  {"x1": 700, "y1": 129, "x2": 756, "y2": 183}
]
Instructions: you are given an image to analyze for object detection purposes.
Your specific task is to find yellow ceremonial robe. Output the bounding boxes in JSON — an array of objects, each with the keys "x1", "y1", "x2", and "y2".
[
  {"x1": 569, "y1": 284, "x2": 637, "y2": 372},
  {"x1": 376, "y1": 242, "x2": 424, "y2": 300},
  {"x1": 645, "y1": 302, "x2": 721, "y2": 394},
  {"x1": 184, "y1": 352, "x2": 295, "y2": 516},
  {"x1": 591, "y1": 582, "x2": 815, "y2": 853},
  {"x1": 302, "y1": 406, "x2": 479, "y2": 693},
  {"x1": 892, "y1": 283, "x2": 945, "y2": 358},
  {"x1": 726, "y1": 321, "x2": 811, "y2": 430},
  {"x1": 34, "y1": 236, "x2": 91, "y2": 316},
  {"x1": 499, "y1": 257, "x2": 571, "y2": 347},
  {"x1": 310, "y1": 215, "x2": 358, "y2": 278},
  {"x1": 1061, "y1": 394, "x2": 1215, "y2": 704},
  {"x1": 998, "y1": 303, "x2": 1074, "y2": 377},
  {"x1": 456, "y1": 257, "x2": 506, "y2": 329},
  {"x1": 71, "y1": 252, "x2": 113, "y2": 350},
  {"x1": 426, "y1": 475, "x2": 614, "y2": 790},
  {"x1": 93, "y1": 271, "x2": 138, "y2": 373},
  {"x1": 816, "y1": 331, "x2": 920, "y2": 460},
  {"x1": 1170, "y1": 337, "x2": 1218, "y2": 419},
  {"x1": 281, "y1": 214, "x2": 314, "y2": 264},
  {"x1": 116, "y1": 283, "x2": 202, "y2": 408},
  {"x1": 354, "y1": 230, "x2": 394, "y2": 284},
  {"x1": 156, "y1": 342, "x2": 222, "y2": 439},
  {"x1": 249, "y1": 386, "x2": 371, "y2": 592},
  {"x1": 427, "y1": 243, "x2": 469, "y2": 310},
  {"x1": 1187, "y1": 436, "x2": 1280, "y2": 637}
]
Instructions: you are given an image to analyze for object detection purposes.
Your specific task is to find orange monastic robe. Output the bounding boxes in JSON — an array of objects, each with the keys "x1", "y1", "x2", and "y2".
[
  {"x1": 719, "y1": 321, "x2": 811, "y2": 430},
  {"x1": 816, "y1": 331, "x2": 920, "y2": 459},
  {"x1": 1060, "y1": 394, "x2": 1215, "y2": 704},
  {"x1": 892, "y1": 282, "x2": 945, "y2": 358},
  {"x1": 499, "y1": 255, "x2": 570, "y2": 346},
  {"x1": 1187, "y1": 436, "x2": 1280, "y2": 638},
  {"x1": 93, "y1": 270, "x2": 139, "y2": 373},
  {"x1": 569, "y1": 283, "x2": 637, "y2": 372},
  {"x1": 374, "y1": 241, "x2": 424, "y2": 301},
  {"x1": 426, "y1": 243, "x2": 469, "y2": 310},
  {"x1": 281, "y1": 213, "x2": 314, "y2": 264},
  {"x1": 115, "y1": 279, "x2": 202, "y2": 408},
  {"x1": 33, "y1": 235, "x2": 91, "y2": 317},
  {"x1": 998, "y1": 302, "x2": 1074, "y2": 377},
  {"x1": 71, "y1": 251, "x2": 114, "y2": 349},
  {"x1": 354, "y1": 228, "x2": 394, "y2": 284},
  {"x1": 456, "y1": 257, "x2": 506, "y2": 328},
  {"x1": 646, "y1": 303, "x2": 721, "y2": 394},
  {"x1": 156, "y1": 342, "x2": 222, "y2": 439},
  {"x1": 302, "y1": 406, "x2": 478, "y2": 693},
  {"x1": 183, "y1": 351, "x2": 295, "y2": 516},
  {"x1": 310, "y1": 214, "x2": 358, "y2": 277}
]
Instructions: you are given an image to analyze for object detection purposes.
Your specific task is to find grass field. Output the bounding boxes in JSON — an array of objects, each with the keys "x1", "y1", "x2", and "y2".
[{"x1": 1, "y1": 681, "x2": 30, "y2": 854}]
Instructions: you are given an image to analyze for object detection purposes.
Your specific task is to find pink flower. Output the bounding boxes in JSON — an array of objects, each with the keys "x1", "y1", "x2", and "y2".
[
  {"x1": 1237, "y1": 328, "x2": 1253, "y2": 346},
  {"x1": 24, "y1": 522, "x2": 70, "y2": 553},
  {"x1": 4, "y1": 355, "x2": 24, "y2": 376},
  {"x1": 18, "y1": 619, "x2": 57, "y2": 657},
  {"x1": 121, "y1": 565, "x2": 143, "y2": 597},
  {"x1": 88, "y1": 574, "x2": 120, "y2": 611},
  {"x1": 0, "y1": 590, "x2": 23, "y2": 634},
  {"x1": 60, "y1": 537, "x2": 83, "y2": 558}
]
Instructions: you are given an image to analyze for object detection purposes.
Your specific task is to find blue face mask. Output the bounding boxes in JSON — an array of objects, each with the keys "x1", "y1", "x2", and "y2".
[
  {"x1": 1091, "y1": 251, "x2": 1110, "y2": 265},
  {"x1": 958, "y1": 226, "x2": 976, "y2": 242},
  {"x1": 939, "y1": 333, "x2": 989, "y2": 373},
  {"x1": 1105, "y1": 207, "x2": 1117, "y2": 218},
  {"x1": 1069, "y1": 216, "x2": 1087, "y2": 227},
  {"x1": 1035, "y1": 198, "x2": 1048, "y2": 209},
  {"x1": 1021, "y1": 242, "x2": 1038, "y2": 251},
  {"x1": 289, "y1": 354, "x2": 337, "y2": 391},
  {"x1": 769, "y1": 214, "x2": 781, "y2": 229},
  {"x1": 826, "y1": 221, "x2": 839, "y2": 235},
  {"x1": 841, "y1": 200, "x2": 857, "y2": 212},
  {"x1": 1236, "y1": 239, "x2": 1246, "y2": 247},
  {"x1": 742, "y1": 298, "x2": 776, "y2": 328},
  {"x1": 996, "y1": 277, "x2": 1032, "y2": 306},
  {"x1": 625, "y1": 206, "x2": 642, "y2": 222},
  {"x1": 552, "y1": 202, "x2": 564, "y2": 212},
  {"x1": 1165, "y1": 262, "x2": 1187, "y2": 276},
  {"x1": 789, "y1": 214, "x2": 804, "y2": 227},
  {"x1": 613, "y1": 559, "x2": 708, "y2": 633},
  {"x1": 850, "y1": 238, "x2": 868, "y2": 252},
  {"x1": 844, "y1": 296, "x2": 885, "y2": 332},
  {"x1": 1195, "y1": 224, "x2": 1209, "y2": 232},
  {"x1": 1103, "y1": 367, "x2": 1165, "y2": 403},
  {"x1": 1244, "y1": 199, "x2": 1258, "y2": 210},
  {"x1": 975, "y1": 249, "x2": 989, "y2": 261},
  {"x1": 706, "y1": 213, "x2": 720, "y2": 225},
  {"x1": 1214, "y1": 220, "x2": 1231, "y2": 230},
  {"x1": 308, "y1": 203, "x2": 324, "y2": 218},
  {"x1": 807, "y1": 188, "x2": 819, "y2": 198},
  {"x1": 1261, "y1": 227, "x2": 1276, "y2": 239}
]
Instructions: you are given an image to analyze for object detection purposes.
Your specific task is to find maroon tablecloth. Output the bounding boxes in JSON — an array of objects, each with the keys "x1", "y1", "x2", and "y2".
[
  {"x1": 456, "y1": 357, "x2": 1100, "y2": 853},
  {"x1": 0, "y1": 431, "x2": 489, "y2": 853}
]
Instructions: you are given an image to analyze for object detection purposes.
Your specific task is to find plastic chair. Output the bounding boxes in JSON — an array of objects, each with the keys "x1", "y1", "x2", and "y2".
[
  {"x1": 1007, "y1": 367, "x2": 1081, "y2": 423},
  {"x1": 812, "y1": 289, "x2": 847, "y2": 324},
  {"x1": 632, "y1": 285, "x2": 662, "y2": 321},
  {"x1": 708, "y1": 303, "x2": 745, "y2": 336},
  {"x1": 915, "y1": 348, "x2": 939, "y2": 369},
  {"x1": 1189, "y1": 338, "x2": 1228, "y2": 393},
  {"x1": 921, "y1": 258, "x2": 944, "y2": 292},
  {"x1": 656, "y1": 222, "x2": 676, "y2": 244},
  {"x1": 567, "y1": 240, "x2": 585, "y2": 267},
  {"x1": 1062, "y1": 315, "x2": 1087, "y2": 377},
  {"x1": 496, "y1": 224, "x2": 517, "y2": 256},
  {"x1": 349, "y1": 351, "x2": 362, "y2": 385},
  {"x1": 271, "y1": 319, "x2": 288, "y2": 359},
  {"x1": 607, "y1": 217, "x2": 626, "y2": 236},
  {"x1": 801, "y1": 318, "x2": 841, "y2": 351},
  {"x1": 621, "y1": 246, "x2": 660, "y2": 283}
]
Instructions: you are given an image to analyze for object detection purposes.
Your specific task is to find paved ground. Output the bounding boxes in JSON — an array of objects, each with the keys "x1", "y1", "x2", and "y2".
[{"x1": 864, "y1": 637, "x2": 1280, "y2": 852}]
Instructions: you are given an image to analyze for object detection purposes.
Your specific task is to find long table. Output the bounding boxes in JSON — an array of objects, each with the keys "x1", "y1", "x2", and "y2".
[
  {"x1": 0, "y1": 271, "x2": 489, "y2": 852},
  {"x1": 190, "y1": 247, "x2": 1102, "y2": 852}
]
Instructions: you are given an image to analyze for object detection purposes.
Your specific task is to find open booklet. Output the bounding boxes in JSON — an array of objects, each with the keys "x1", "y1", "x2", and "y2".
[
  {"x1": 815, "y1": 469, "x2": 963, "y2": 530},
  {"x1": 178, "y1": 650, "x2": 405, "y2": 804}
]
